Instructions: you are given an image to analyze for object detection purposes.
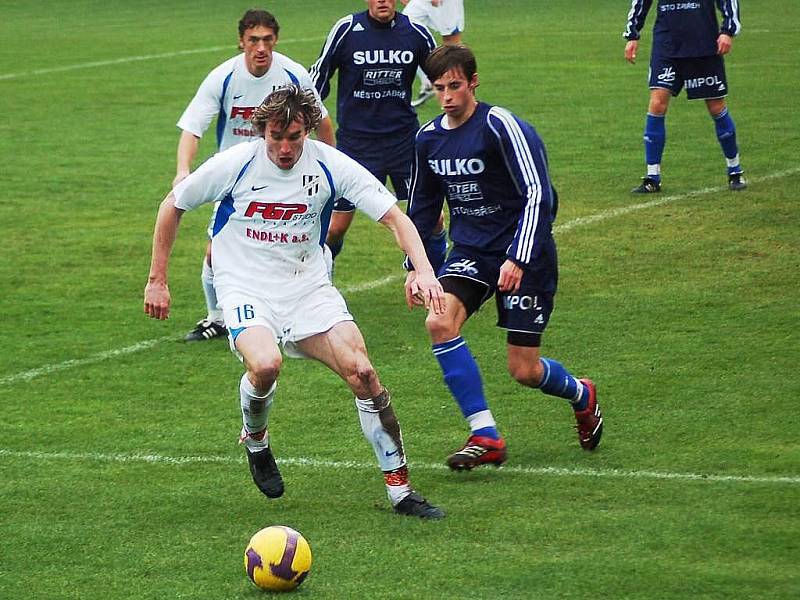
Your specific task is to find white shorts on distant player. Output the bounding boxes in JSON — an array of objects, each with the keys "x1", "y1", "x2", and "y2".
[{"x1": 403, "y1": 0, "x2": 464, "y2": 37}]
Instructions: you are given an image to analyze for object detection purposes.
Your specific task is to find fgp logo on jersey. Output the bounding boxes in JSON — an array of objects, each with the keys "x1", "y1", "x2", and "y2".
[
  {"x1": 230, "y1": 106, "x2": 256, "y2": 120},
  {"x1": 244, "y1": 202, "x2": 308, "y2": 220},
  {"x1": 302, "y1": 175, "x2": 320, "y2": 196}
]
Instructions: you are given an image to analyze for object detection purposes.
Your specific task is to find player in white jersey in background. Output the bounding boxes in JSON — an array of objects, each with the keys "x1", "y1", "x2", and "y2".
[
  {"x1": 401, "y1": 0, "x2": 465, "y2": 107},
  {"x1": 175, "y1": 9, "x2": 334, "y2": 342},
  {"x1": 145, "y1": 85, "x2": 446, "y2": 519}
]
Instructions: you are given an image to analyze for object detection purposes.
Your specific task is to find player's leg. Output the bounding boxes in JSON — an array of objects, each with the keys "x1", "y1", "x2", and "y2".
[
  {"x1": 498, "y1": 262, "x2": 603, "y2": 451},
  {"x1": 231, "y1": 323, "x2": 285, "y2": 498},
  {"x1": 683, "y1": 55, "x2": 745, "y2": 189},
  {"x1": 185, "y1": 240, "x2": 228, "y2": 341},
  {"x1": 296, "y1": 320, "x2": 443, "y2": 518},
  {"x1": 427, "y1": 261, "x2": 507, "y2": 469}
]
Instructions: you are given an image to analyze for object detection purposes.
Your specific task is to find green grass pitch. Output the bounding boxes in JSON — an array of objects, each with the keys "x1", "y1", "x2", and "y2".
[{"x1": 1, "y1": 1, "x2": 798, "y2": 598}]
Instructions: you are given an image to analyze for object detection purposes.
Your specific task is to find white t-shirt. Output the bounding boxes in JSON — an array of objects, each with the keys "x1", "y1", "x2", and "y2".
[
  {"x1": 177, "y1": 52, "x2": 328, "y2": 151},
  {"x1": 173, "y1": 138, "x2": 396, "y2": 300},
  {"x1": 403, "y1": 0, "x2": 465, "y2": 36}
]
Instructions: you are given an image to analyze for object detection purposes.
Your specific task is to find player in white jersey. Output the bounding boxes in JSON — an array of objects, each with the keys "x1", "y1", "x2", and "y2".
[
  {"x1": 401, "y1": 0, "x2": 465, "y2": 107},
  {"x1": 175, "y1": 9, "x2": 335, "y2": 342},
  {"x1": 145, "y1": 85, "x2": 446, "y2": 519}
]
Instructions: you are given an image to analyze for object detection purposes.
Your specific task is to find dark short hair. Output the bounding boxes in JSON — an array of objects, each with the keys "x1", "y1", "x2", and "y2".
[
  {"x1": 251, "y1": 85, "x2": 323, "y2": 135},
  {"x1": 423, "y1": 44, "x2": 477, "y2": 83},
  {"x1": 238, "y1": 9, "x2": 279, "y2": 37}
]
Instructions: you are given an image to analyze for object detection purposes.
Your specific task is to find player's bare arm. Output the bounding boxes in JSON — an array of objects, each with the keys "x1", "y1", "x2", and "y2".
[
  {"x1": 379, "y1": 205, "x2": 446, "y2": 314},
  {"x1": 144, "y1": 192, "x2": 184, "y2": 320},
  {"x1": 174, "y1": 130, "x2": 201, "y2": 187}
]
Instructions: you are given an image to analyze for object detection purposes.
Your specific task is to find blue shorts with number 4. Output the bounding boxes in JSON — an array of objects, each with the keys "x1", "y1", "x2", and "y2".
[
  {"x1": 439, "y1": 244, "x2": 558, "y2": 341},
  {"x1": 649, "y1": 54, "x2": 728, "y2": 100}
]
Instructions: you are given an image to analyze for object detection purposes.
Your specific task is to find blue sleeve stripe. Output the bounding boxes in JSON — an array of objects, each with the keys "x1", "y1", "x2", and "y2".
[
  {"x1": 316, "y1": 160, "x2": 336, "y2": 246},
  {"x1": 488, "y1": 108, "x2": 543, "y2": 264},
  {"x1": 309, "y1": 15, "x2": 353, "y2": 87},
  {"x1": 624, "y1": 0, "x2": 648, "y2": 39},
  {"x1": 283, "y1": 68, "x2": 299, "y2": 85},
  {"x1": 409, "y1": 21, "x2": 436, "y2": 51},
  {"x1": 215, "y1": 70, "x2": 234, "y2": 149},
  {"x1": 212, "y1": 153, "x2": 255, "y2": 237}
]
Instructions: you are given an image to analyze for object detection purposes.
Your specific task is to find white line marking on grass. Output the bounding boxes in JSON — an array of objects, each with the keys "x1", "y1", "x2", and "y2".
[
  {"x1": 1, "y1": 449, "x2": 798, "y2": 486},
  {"x1": 2, "y1": 167, "x2": 795, "y2": 386},
  {"x1": 0, "y1": 336, "x2": 175, "y2": 386},
  {"x1": 0, "y1": 37, "x2": 324, "y2": 81}
]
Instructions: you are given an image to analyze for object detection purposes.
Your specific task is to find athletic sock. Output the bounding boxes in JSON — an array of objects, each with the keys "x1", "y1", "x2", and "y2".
[
  {"x1": 433, "y1": 337, "x2": 500, "y2": 440},
  {"x1": 239, "y1": 374, "x2": 275, "y2": 451},
  {"x1": 427, "y1": 229, "x2": 448, "y2": 274},
  {"x1": 537, "y1": 357, "x2": 589, "y2": 411},
  {"x1": 643, "y1": 113, "x2": 666, "y2": 181},
  {"x1": 201, "y1": 260, "x2": 223, "y2": 324},
  {"x1": 713, "y1": 108, "x2": 741, "y2": 171}
]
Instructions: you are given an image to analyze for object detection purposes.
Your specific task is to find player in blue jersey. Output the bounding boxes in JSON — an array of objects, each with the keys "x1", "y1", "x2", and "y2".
[
  {"x1": 404, "y1": 45, "x2": 603, "y2": 470},
  {"x1": 310, "y1": 0, "x2": 447, "y2": 273},
  {"x1": 624, "y1": 0, "x2": 746, "y2": 193}
]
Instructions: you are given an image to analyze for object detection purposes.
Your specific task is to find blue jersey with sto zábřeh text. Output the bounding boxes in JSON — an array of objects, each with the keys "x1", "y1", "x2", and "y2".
[
  {"x1": 407, "y1": 102, "x2": 558, "y2": 269},
  {"x1": 624, "y1": 0, "x2": 742, "y2": 58},
  {"x1": 309, "y1": 10, "x2": 435, "y2": 138}
]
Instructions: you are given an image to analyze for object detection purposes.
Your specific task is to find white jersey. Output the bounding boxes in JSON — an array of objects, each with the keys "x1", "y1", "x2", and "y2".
[
  {"x1": 176, "y1": 52, "x2": 328, "y2": 152},
  {"x1": 403, "y1": 0, "x2": 464, "y2": 36},
  {"x1": 173, "y1": 138, "x2": 395, "y2": 300}
]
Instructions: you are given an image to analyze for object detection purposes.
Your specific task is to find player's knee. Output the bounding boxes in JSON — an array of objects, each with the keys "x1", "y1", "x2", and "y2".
[
  {"x1": 425, "y1": 312, "x2": 459, "y2": 343},
  {"x1": 344, "y1": 357, "x2": 378, "y2": 391},
  {"x1": 508, "y1": 359, "x2": 543, "y2": 388},
  {"x1": 248, "y1": 356, "x2": 282, "y2": 390}
]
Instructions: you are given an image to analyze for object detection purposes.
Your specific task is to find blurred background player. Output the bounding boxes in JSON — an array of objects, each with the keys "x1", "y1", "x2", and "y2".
[
  {"x1": 146, "y1": 85, "x2": 445, "y2": 519},
  {"x1": 404, "y1": 45, "x2": 603, "y2": 470},
  {"x1": 624, "y1": 0, "x2": 745, "y2": 193},
  {"x1": 175, "y1": 9, "x2": 334, "y2": 341},
  {"x1": 401, "y1": 0, "x2": 465, "y2": 107},
  {"x1": 309, "y1": 0, "x2": 447, "y2": 273}
]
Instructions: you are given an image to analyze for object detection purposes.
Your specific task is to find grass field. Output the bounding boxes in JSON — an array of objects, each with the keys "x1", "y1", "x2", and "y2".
[{"x1": 1, "y1": 0, "x2": 799, "y2": 598}]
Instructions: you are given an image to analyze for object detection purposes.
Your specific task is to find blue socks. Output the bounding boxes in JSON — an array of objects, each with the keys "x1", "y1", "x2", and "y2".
[
  {"x1": 713, "y1": 108, "x2": 742, "y2": 174},
  {"x1": 643, "y1": 113, "x2": 666, "y2": 181},
  {"x1": 433, "y1": 337, "x2": 499, "y2": 439},
  {"x1": 538, "y1": 358, "x2": 589, "y2": 411}
]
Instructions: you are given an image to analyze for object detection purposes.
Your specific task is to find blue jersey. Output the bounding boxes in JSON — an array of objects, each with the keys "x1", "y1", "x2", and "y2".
[
  {"x1": 309, "y1": 11, "x2": 435, "y2": 138},
  {"x1": 624, "y1": 0, "x2": 742, "y2": 58},
  {"x1": 407, "y1": 102, "x2": 557, "y2": 269}
]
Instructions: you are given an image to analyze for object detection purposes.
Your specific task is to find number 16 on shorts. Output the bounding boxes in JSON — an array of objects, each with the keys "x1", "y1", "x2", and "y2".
[{"x1": 235, "y1": 304, "x2": 255, "y2": 324}]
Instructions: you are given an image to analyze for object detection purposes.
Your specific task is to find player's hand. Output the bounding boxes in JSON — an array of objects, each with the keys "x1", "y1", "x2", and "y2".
[
  {"x1": 407, "y1": 270, "x2": 446, "y2": 314},
  {"x1": 717, "y1": 34, "x2": 732, "y2": 55},
  {"x1": 404, "y1": 271, "x2": 425, "y2": 308},
  {"x1": 497, "y1": 260, "x2": 523, "y2": 293},
  {"x1": 624, "y1": 40, "x2": 638, "y2": 64},
  {"x1": 144, "y1": 280, "x2": 171, "y2": 320}
]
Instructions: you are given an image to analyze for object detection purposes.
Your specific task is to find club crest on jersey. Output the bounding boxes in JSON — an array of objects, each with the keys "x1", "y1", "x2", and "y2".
[
  {"x1": 429, "y1": 158, "x2": 485, "y2": 176},
  {"x1": 302, "y1": 175, "x2": 320, "y2": 196}
]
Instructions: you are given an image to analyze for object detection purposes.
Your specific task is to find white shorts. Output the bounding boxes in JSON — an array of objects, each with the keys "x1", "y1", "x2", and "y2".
[
  {"x1": 220, "y1": 282, "x2": 353, "y2": 359},
  {"x1": 403, "y1": 0, "x2": 464, "y2": 36}
]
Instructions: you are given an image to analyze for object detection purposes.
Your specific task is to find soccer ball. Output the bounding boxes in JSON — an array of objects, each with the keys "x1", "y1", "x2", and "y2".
[{"x1": 244, "y1": 526, "x2": 312, "y2": 592}]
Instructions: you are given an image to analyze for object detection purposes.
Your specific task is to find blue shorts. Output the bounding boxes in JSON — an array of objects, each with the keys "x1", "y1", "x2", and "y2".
[
  {"x1": 334, "y1": 130, "x2": 415, "y2": 210},
  {"x1": 440, "y1": 244, "x2": 558, "y2": 344},
  {"x1": 649, "y1": 54, "x2": 728, "y2": 100}
]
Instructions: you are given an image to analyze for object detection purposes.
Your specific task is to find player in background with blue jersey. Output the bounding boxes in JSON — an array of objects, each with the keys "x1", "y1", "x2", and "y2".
[
  {"x1": 310, "y1": 0, "x2": 447, "y2": 273},
  {"x1": 404, "y1": 45, "x2": 603, "y2": 470},
  {"x1": 624, "y1": 0, "x2": 746, "y2": 193},
  {"x1": 176, "y1": 9, "x2": 334, "y2": 342}
]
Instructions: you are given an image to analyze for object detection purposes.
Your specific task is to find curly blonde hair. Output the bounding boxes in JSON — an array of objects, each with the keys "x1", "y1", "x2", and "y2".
[{"x1": 251, "y1": 85, "x2": 323, "y2": 135}]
